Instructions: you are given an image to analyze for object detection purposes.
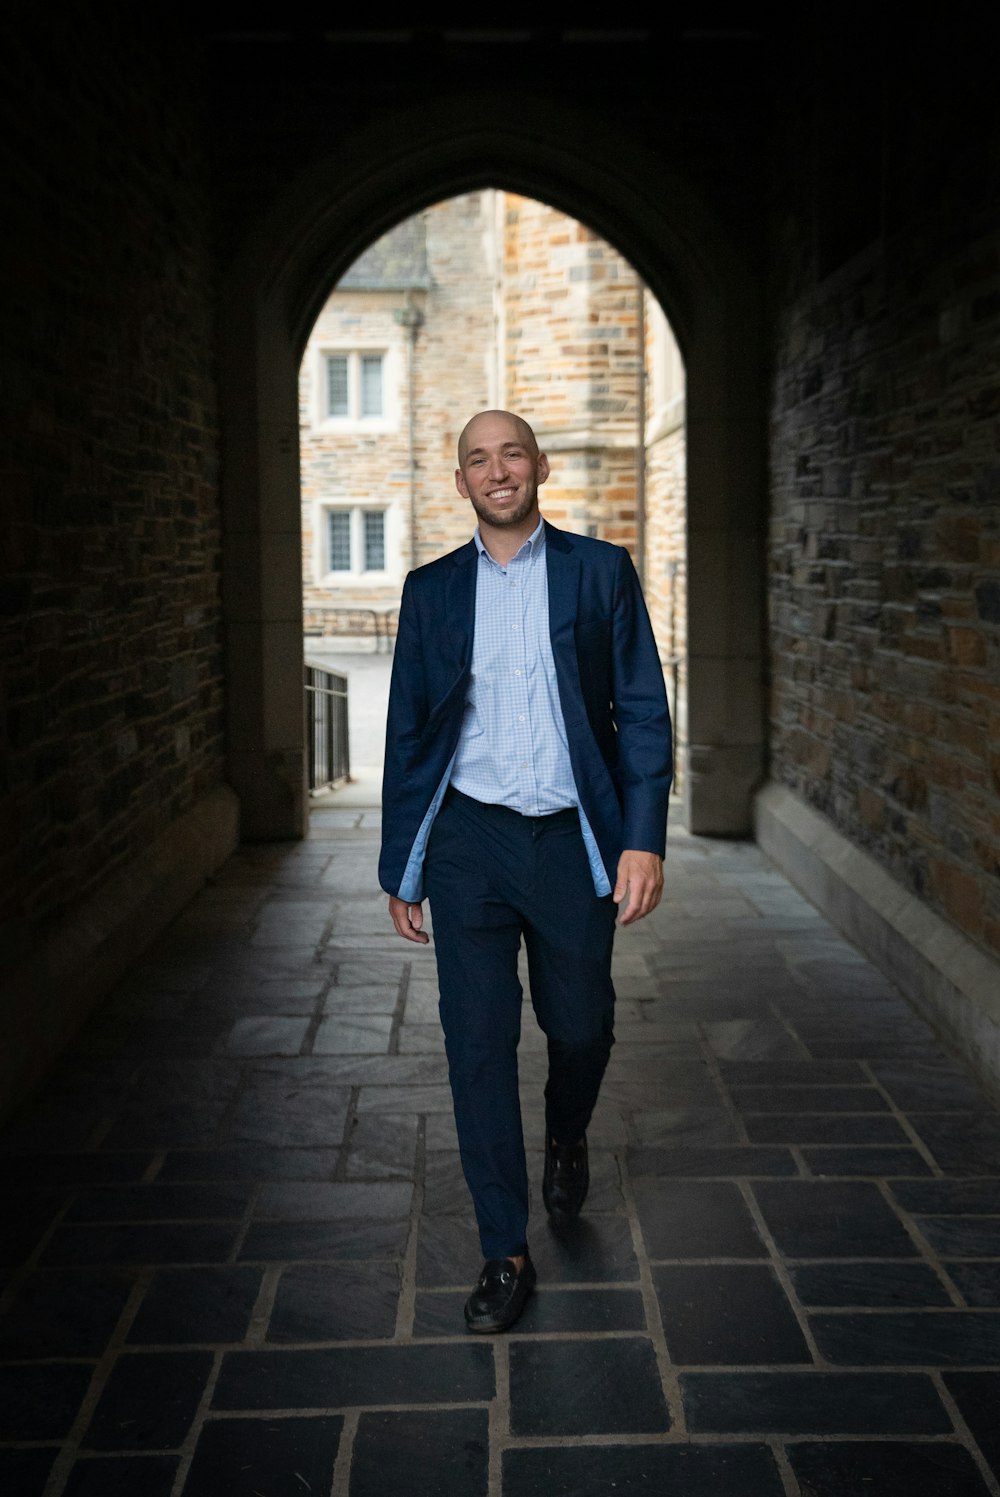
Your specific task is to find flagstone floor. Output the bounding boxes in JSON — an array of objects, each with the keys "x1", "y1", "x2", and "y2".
[{"x1": 2, "y1": 810, "x2": 1000, "y2": 1497}]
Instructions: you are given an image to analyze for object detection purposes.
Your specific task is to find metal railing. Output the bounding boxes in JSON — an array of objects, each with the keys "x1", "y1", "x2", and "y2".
[{"x1": 305, "y1": 661, "x2": 350, "y2": 791}]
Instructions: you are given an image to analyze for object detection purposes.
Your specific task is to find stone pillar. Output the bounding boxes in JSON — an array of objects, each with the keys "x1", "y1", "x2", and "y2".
[
  {"x1": 220, "y1": 311, "x2": 308, "y2": 840},
  {"x1": 683, "y1": 295, "x2": 766, "y2": 835}
]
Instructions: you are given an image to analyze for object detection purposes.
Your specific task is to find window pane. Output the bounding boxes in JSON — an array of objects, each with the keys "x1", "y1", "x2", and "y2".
[
  {"x1": 360, "y1": 355, "x2": 383, "y2": 417},
  {"x1": 328, "y1": 510, "x2": 352, "y2": 571},
  {"x1": 363, "y1": 510, "x2": 385, "y2": 571},
  {"x1": 326, "y1": 355, "x2": 349, "y2": 417}
]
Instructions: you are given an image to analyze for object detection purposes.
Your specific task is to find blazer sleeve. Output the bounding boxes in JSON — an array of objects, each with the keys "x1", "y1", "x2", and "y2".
[
  {"x1": 610, "y1": 546, "x2": 673, "y2": 854},
  {"x1": 379, "y1": 572, "x2": 429, "y2": 893}
]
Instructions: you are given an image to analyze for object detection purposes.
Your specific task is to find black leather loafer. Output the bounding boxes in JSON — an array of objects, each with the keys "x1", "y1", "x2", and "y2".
[
  {"x1": 543, "y1": 1133, "x2": 589, "y2": 1223},
  {"x1": 464, "y1": 1254, "x2": 536, "y2": 1332}
]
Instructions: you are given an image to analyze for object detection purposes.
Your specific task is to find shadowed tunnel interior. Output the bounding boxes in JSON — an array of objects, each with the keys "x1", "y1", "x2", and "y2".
[{"x1": 2, "y1": 10, "x2": 1000, "y2": 1495}]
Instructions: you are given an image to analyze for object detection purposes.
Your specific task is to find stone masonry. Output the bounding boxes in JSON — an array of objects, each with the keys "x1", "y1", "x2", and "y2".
[
  {"x1": 0, "y1": 11, "x2": 225, "y2": 972},
  {"x1": 769, "y1": 206, "x2": 1000, "y2": 962}
]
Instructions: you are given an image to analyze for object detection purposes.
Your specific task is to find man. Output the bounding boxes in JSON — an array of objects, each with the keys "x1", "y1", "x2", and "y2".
[{"x1": 380, "y1": 410, "x2": 671, "y2": 1332}]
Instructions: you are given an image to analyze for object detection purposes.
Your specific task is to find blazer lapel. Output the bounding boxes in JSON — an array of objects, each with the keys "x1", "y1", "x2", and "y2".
[
  {"x1": 544, "y1": 523, "x2": 585, "y2": 709},
  {"x1": 444, "y1": 539, "x2": 477, "y2": 673}
]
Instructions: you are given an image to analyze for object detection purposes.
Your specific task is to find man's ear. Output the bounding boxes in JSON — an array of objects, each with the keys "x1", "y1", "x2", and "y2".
[
  {"x1": 455, "y1": 467, "x2": 470, "y2": 499},
  {"x1": 536, "y1": 453, "x2": 550, "y2": 486}
]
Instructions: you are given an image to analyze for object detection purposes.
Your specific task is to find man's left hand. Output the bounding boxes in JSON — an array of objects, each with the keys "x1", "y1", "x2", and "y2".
[{"x1": 613, "y1": 850, "x2": 664, "y2": 926}]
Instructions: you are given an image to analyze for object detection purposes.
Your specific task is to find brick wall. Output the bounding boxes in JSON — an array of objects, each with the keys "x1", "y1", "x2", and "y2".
[
  {"x1": 0, "y1": 12, "x2": 224, "y2": 965},
  {"x1": 768, "y1": 80, "x2": 1000, "y2": 958}
]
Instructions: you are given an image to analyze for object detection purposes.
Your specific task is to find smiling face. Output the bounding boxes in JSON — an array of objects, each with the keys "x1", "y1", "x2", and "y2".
[{"x1": 455, "y1": 411, "x2": 550, "y2": 536}]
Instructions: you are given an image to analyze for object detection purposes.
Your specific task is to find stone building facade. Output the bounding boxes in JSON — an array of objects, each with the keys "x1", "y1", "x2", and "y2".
[{"x1": 299, "y1": 191, "x2": 688, "y2": 771}]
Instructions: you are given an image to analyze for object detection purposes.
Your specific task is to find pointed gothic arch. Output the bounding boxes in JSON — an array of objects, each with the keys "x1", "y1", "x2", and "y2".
[{"x1": 219, "y1": 92, "x2": 765, "y2": 840}]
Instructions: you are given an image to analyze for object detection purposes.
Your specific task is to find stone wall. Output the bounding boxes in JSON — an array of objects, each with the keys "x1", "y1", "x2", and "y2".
[
  {"x1": 0, "y1": 11, "x2": 225, "y2": 973},
  {"x1": 767, "y1": 68, "x2": 1000, "y2": 960}
]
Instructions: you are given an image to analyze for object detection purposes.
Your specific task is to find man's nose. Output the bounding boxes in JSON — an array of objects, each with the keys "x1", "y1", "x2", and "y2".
[{"x1": 488, "y1": 454, "x2": 509, "y2": 479}]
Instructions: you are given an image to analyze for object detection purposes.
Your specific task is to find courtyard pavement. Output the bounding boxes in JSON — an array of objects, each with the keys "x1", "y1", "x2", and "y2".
[{"x1": 3, "y1": 805, "x2": 1000, "y2": 1496}]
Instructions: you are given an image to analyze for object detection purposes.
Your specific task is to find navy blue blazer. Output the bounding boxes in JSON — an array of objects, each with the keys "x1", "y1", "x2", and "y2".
[{"x1": 378, "y1": 520, "x2": 672, "y2": 900}]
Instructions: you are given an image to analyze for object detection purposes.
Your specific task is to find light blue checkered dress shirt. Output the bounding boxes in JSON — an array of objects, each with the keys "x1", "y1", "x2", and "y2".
[{"x1": 449, "y1": 520, "x2": 611, "y2": 896}]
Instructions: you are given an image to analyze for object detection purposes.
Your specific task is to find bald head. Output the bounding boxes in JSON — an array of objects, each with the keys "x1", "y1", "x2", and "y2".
[{"x1": 457, "y1": 410, "x2": 539, "y2": 466}]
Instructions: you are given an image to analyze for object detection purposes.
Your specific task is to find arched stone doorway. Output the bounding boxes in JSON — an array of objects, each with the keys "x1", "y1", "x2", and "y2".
[{"x1": 219, "y1": 94, "x2": 764, "y2": 842}]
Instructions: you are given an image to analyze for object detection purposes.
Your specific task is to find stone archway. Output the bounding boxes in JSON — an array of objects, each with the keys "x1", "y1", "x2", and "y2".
[{"x1": 219, "y1": 92, "x2": 765, "y2": 841}]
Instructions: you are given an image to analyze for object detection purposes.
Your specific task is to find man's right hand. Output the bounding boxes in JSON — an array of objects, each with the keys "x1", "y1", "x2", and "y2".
[{"x1": 388, "y1": 895, "x2": 430, "y2": 944}]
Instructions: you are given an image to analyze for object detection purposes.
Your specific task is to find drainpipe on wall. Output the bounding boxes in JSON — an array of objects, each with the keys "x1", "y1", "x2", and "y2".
[
  {"x1": 635, "y1": 279, "x2": 647, "y2": 586},
  {"x1": 394, "y1": 295, "x2": 424, "y2": 571}
]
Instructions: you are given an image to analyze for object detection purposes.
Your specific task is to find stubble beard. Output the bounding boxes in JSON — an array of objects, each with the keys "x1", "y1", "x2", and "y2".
[{"x1": 471, "y1": 485, "x2": 537, "y2": 530}]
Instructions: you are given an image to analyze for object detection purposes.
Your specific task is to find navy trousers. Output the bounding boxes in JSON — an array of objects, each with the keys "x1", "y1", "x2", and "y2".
[{"x1": 425, "y1": 787, "x2": 617, "y2": 1259}]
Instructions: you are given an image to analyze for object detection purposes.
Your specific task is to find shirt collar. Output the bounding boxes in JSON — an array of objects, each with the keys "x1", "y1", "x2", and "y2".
[{"x1": 473, "y1": 516, "x2": 545, "y2": 568}]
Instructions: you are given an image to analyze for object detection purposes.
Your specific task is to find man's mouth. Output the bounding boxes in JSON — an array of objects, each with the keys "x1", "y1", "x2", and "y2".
[{"x1": 488, "y1": 487, "x2": 516, "y2": 501}]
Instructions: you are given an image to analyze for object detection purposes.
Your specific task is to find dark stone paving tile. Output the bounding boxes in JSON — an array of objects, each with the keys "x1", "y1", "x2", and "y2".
[
  {"x1": 213, "y1": 1343, "x2": 495, "y2": 1409},
  {"x1": 892, "y1": 1180, "x2": 1000, "y2": 1213},
  {"x1": 790, "y1": 1261, "x2": 953, "y2": 1307},
  {"x1": 240, "y1": 1219, "x2": 409, "y2": 1262},
  {"x1": 802, "y1": 1146, "x2": 933, "y2": 1176},
  {"x1": 804, "y1": 1041, "x2": 951, "y2": 1061},
  {"x1": 414, "y1": 1285, "x2": 646, "y2": 1337},
  {"x1": 350, "y1": 1409, "x2": 487, "y2": 1497},
  {"x1": 416, "y1": 1217, "x2": 484, "y2": 1287},
  {"x1": 949, "y1": 1264, "x2": 1000, "y2": 1307},
  {"x1": 787, "y1": 1441, "x2": 991, "y2": 1497},
  {"x1": 944, "y1": 1372, "x2": 1000, "y2": 1481},
  {"x1": 626, "y1": 1145, "x2": 797, "y2": 1177},
  {"x1": 529, "y1": 1216, "x2": 638, "y2": 1284},
  {"x1": 422, "y1": 1152, "x2": 476, "y2": 1215},
  {"x1": 729, "y1": 1085, "x2": 888, "y2": 1113},
  {"x1": 697, "y1": 1021, "x2": 803, "y2": 1061},
  {"x1": 0, "y1": 1447, "x2": 58, "y2": 1496},
  {"x1": 509, "y1": 1336, "x2": 668, "y2": 1435},
  {"x1": 267, "y1": 1262, "x2": 400, "y2": 1341},
  {"x1": 917, "y1": 1216, "x2": 1000, "y2": 1257},
  {"x1": 83, "y1": 1350, "x2": 213, "y2": 1449},
  {"x1": 653, "y1": 1264, "x2": 810, "y2": 1365},
  {"x1": 41, "y1": 1223, "x2": 238, "y2": 1266},
  {"x1": 255, "y1": 1181, "x2": 412, "y2": 1220},
  {"x1": 681, "y1": 1369, "x2": 951, "y2": 1432},
  {"x1": 745, "y1": 1114, "x2": 907, "y2": 1144},
  {"x1": 751, "y1": 1181, "x2": 918, "y2": 1258},
  {"x1": 634, "y1": 1179, "x2": 766, "y2": 1258},
  {"x1": 0, "y1": 1267, "x2": 135, "y2": 1356},
  {"x1": 64, "y1": 1455, "x2": 180, "y2": 1497},
  {"x1": 868, "y1": 1065, "x2": 995, "y2": 1111},
  {"x1": 183, "y1": 1415, "x2": 343, "y2": 1497},
  {"x1": 128, "y1": 1266, "x2": 263, "y2": 1344},
  {"x1": 502, "y1": 1443, "x2": 785, "y2": 1497},
  {"x1": 66, "y1": 1183, "x2": 251, "y2": 1222},
  {"x1": 159, "y1": 1148, "x2": 340, "y2": 1181},
  {"x1": 224, "y1": 1078, "x2": 352, "y2": 1147},
  {"x1": 101, "y1": 1105, "x2": 233, "y2": 1150},
  {"x1": 0, "y1": 1154, "x2": 153, "y2": 1186},
  {"x1": 795, "y1": 959, "x2": 903, "y2": 998},
  {"x1": 0, "y1": 1361, "x2": 93, "y2": 1439},
  {"x1": 630, "y1": 1107, "x2": 738, "y2": 1145},
  {"x1": 343, "y1": 1114, "x2": 419, "y2": 1179},
  {"x1": 811, "y1": 1311, "x2": 1000, "y2": 1366},
  {"x1": 718, "y1": 1059, "x2": 866, "y2": 1084}
]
